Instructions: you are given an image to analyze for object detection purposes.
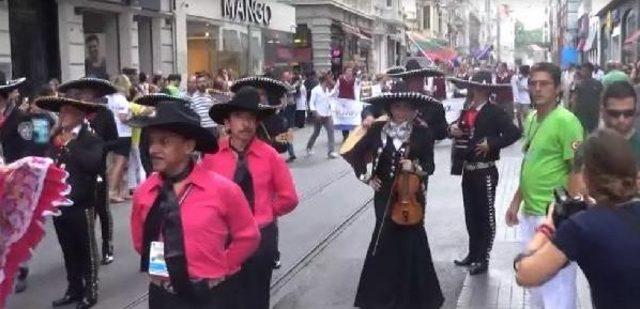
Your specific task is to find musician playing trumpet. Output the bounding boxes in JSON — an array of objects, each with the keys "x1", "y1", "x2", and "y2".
[{"x1": 343, "y1": 81, "x2": 444, "y2": 309}]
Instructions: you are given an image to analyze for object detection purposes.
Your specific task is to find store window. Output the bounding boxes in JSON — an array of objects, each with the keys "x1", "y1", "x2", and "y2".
[
  {"x1": 83, "y1": 11, "x2": 120, "y2": 80},
  {"x1": 601, "y1": 25, "x2": 609, "y2": 65},
  {"x1": 187, "y1": 21, "x2": 219, "y2": 76},
  {"x1": 423, "y1": 5, "x2": 431, "y2": 30},
  {"x1": 623, "y1": 10, "x2": 637, "y2": 63}
]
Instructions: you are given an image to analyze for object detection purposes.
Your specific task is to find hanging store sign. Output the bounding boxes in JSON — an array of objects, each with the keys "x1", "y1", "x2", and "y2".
[{"x1": 222, "y1": 0, "x2": 272, "y2": 26}]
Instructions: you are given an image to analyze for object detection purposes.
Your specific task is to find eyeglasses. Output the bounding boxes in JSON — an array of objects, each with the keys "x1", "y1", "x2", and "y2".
[
  {"x1": 528, "y1": 80, "x2": 554, "y2": 88},
  {"x1": 605, "y1": 109, "x2": 636, "y2": 119}
]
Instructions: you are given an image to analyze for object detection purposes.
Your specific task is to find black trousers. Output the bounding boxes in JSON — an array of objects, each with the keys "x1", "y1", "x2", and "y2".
[
  {"x1": 148, "y1": 276, "x2": 240, "y2": 309},
  {"x1": 237, "y1": 223, "x2": 278, "y2": 309},
  {"x1": 461, "y1": 166, "x2": 498, "y2": 263},
  {"x1": 94, "y1": 171, "x2": 113, "y2": 253},
  {"x1": 53, "y1": 206, "x2": 99, "y2": 297}
]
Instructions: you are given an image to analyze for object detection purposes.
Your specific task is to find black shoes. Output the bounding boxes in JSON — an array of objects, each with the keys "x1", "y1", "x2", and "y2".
[
  {"x1": 76, "y1": 296, "x2": 97, "y2": 309},
  {"x1": 101, "y1": 242, "x2": 114, "y2": 265},
  {"x1": 469, "y1": 261, "x2": 489, "y2": 275},
  {"x1": 454, "y1": 255, "x2": 474, "y2": 267},
  {"x1": 52, "y1": 292, "x2": 82, "y2": 307},
  {"x1": 14, "y1": 267, "x2": 28, "y2": 293}
]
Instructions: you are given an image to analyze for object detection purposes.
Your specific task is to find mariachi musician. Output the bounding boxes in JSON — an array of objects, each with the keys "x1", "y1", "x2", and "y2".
[
  {"x1": 56, "y1": 78, "x2": 119, "y2": 266},
  {"x1": 362, "y1": 58, "x2": 448, "y2": 141},
  {"x1": 229, "y1": 76, "x2": 292, "y2": 155},
  {"x1": 343, "y1": 81, "x2": 444, "y2": 309},
  {"x1": 35, "y1": 83, "x2": 106, "y2": 309},
  {"x1": 447, "y1": 71, "x2": 521, "y2": 275}
]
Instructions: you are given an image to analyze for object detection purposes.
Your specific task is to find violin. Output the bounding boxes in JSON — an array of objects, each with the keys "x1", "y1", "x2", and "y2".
[{"x1": 390, "y1": 145, "x2": 424, "y2": 226}]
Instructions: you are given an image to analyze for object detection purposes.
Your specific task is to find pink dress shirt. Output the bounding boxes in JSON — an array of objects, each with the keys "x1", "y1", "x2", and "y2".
[
  {"x1": 131, "y1": 162, "x2": 260, "y2": 279},
  {"x1": 202, "y1": 137, "x2": 299, "y2": 228}
]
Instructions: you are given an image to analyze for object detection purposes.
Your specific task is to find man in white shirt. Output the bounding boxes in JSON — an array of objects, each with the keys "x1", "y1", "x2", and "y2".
[
  {"x1": 511, "y1": 65, "x2": 531, "y2": 129},
  {"x1": 306, "y1": 73, "x2": 338, "y2": 158},
  {"x1": 190, "y1": 74, "x2": 217, "y2": 135}
]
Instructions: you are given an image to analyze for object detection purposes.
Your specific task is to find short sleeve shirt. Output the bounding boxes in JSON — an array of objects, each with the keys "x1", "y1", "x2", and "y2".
[
  {"x1": 553, "y1": 202, "x2": 640, "y2": 308},
  {"x1": 520, "y1": 106, "x2": 584, "y2": 215}
]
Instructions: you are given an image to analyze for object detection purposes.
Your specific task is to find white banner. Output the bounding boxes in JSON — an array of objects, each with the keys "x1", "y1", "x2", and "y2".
[
  {"x1": 442, "y1": 97, "x2": 466, "y2": 124},
  {"x1": 332, "y1": 98, "x2": 364, "y2": 127}
]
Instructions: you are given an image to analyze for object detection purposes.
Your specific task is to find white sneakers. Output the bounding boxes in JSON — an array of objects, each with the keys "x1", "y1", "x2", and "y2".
[{"x1": 306, "y1": 148, "x2": 338, "y2": 159}]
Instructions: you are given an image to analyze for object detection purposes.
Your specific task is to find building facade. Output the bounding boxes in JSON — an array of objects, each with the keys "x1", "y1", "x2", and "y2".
[{"x1": 294, "y1": 0, "x2": 374, "y2": 75}]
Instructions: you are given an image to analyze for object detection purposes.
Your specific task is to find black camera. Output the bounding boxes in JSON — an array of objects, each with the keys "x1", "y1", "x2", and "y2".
[{"x1": 550, "y1": 187, "x2": 589, "y2": 227}]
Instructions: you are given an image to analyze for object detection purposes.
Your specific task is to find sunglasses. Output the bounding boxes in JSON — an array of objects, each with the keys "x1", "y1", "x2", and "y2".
[{"x1": 605, "y1": 109, "x2": 636, "y2": 118}]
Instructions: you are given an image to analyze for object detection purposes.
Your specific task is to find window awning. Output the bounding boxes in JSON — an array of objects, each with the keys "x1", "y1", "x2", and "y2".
[{"x1": 340, "y1": 22, "x2": 372, "y2": 41}]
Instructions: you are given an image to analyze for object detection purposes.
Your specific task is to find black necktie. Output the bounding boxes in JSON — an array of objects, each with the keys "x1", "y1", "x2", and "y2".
[
  {"x1": 232, "y1": 145, "x2": 255, "y2": 211},
  {"x1": 141, "y1": 161, "x2": 194, "y2": 298}
]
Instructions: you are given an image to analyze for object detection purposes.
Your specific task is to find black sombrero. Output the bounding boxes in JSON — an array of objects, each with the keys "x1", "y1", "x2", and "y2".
[
  {"x1": 209, "y1": 86, "x2": 276, "y2": 125},
  {"x1": 58, "y1": 77, "x2": 118, "y2": 97},
  {"x1": 447, "y1": 70, "x2": 511, "y2": 91},
  {"x1": 385, "y1": 66, "x2": 406, "y2": 75},
  {"x1": 363, "y1": 80, "x2": 440, "y2": 110},
  {"x1": 35, "y1": 96, "x2": 104, "y2": 113},
  {"x1": 128, "y1": 101, "x2": 217, "y2": 153},
  {"x1": 387, "y1": 58, "x2": 444, "y2": 78},
  {"x1": 0, "y1": 77, "x2": 26, "y2": 94},
  {"x1": 134, "y1": 93, "x2": 191, "y2": 107},
  {"x1": 230, "y1": 76, "x2": 291, "y2": 99}
]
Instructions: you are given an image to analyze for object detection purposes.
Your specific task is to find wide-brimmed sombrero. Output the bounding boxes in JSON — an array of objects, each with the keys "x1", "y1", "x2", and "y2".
[
  {"x1": 35, "y1": 96, "x2": 104, "y2": 113},
  {"x1": 387, "y1": 58, "x2": 444, "y2": 78},
  {"x1": 58, "y1": 77, "x2": 117, "y2": 97},
  {"x1": 230, "y1": 76, "x2": 291, "y2": 99},
  {"x1": 209, "y1": 86, "x2": 276, "y2": 125},
  {"x1": 363, "y1": 80, "x2": 441, "y2": 110},
  {"x1": 128, "y1": 101, "x2": 217, "y2": 153},
  {"x1": 447, "y1": 70, "x2": 511, "y2": 91},
  {"x1": 385, "y1": 66, "x2": 406, "y2": 75},
  {"x1": 0, "y1": 77, "x2": 26, "y2": 94},
  {"x1": 134, "y1": 93, "x2": 191, "y2": 107}
]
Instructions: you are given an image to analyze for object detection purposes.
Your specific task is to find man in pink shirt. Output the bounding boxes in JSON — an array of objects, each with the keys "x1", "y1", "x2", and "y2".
[
  {"x1": 205, "y1": 87, "x2": 299, "y2": 309},
  {"x1": 130, "y1": 94, "x2": 260, "y2": 308}
]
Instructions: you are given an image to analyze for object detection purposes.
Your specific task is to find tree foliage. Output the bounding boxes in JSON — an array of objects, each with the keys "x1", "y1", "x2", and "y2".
[{"x1": 515, "y1": 20, "x2": 543, "y2": 47}]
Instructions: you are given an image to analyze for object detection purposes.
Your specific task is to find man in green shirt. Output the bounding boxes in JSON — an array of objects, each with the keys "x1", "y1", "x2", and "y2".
[
  {"x1": 505, "y1": 62, "x2": 583, "y2": 309},
  {"x1": 163, "y1": 74, "x2": 182, "y2": 97}
]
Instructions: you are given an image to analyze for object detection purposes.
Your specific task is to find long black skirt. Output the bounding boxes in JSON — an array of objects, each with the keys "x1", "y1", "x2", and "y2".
[{"x1": 354, "y1": 189, "x2": 444, "y2": 309}]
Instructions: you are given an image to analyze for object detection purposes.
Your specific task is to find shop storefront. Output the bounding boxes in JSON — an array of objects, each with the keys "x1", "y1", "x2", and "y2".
[
  {"x1": 181, "y1": 0, "x2": 296, "y2": 77},
  {"x1": 597, "y1": 0, "x2": 640, "y2": 65}
]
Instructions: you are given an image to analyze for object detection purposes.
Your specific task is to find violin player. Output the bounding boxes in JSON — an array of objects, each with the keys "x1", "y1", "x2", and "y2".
[{"x1": 342, "y1": 80, "x2": 444, "y2": 309}]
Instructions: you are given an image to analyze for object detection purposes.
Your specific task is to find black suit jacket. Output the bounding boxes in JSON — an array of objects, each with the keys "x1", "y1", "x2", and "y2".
[
  {"x1": 49, "y1": 124, "x2": 103, "y2": 207},
  {"x1": 0, "y1": 106, "x2": 30, "y2": 163},
  {"x1": 453, "y1": 103, "x2": 521, "y2": 163}
]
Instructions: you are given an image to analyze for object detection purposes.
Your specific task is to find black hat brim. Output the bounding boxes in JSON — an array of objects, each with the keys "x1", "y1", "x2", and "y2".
[
  {"x1": 0, "y1": 77, "x2": 26, "y2": 94},
  {"x1": 58, "y1": 78, "x2": 117, "y2": 97},
  {"x1": 447, "y1": 77, "x2": 512, "y2": 91},
  {"x1": 388, "y1": 68, "x2": 444, "y2": 78},
  {"x1": 134, "y1": 93, "x2": 191, "y2": 107},
  {"x1": 35, "y1": 96, "x2": 104, "y2": 113},
  {"x1": 363, "y1": 92, "x2": 441, "y2": 110},
  {"x1": 385, "y1": 66, "x2": 406, "y2": 75},
  {"x1": 127, "y1": 119, "x2": 218, "y2": 153},
  {"x1": 230, "y1": 77, "x2": 290, "y2": 98},
  {"x1": 208, "y1": 104, "x2": 276, "y2": 125}
]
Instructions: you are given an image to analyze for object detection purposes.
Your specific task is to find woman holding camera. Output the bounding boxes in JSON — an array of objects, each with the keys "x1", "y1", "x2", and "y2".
[{"x1": 514, "y1": 129, "x2": 640, "y2": 309}]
